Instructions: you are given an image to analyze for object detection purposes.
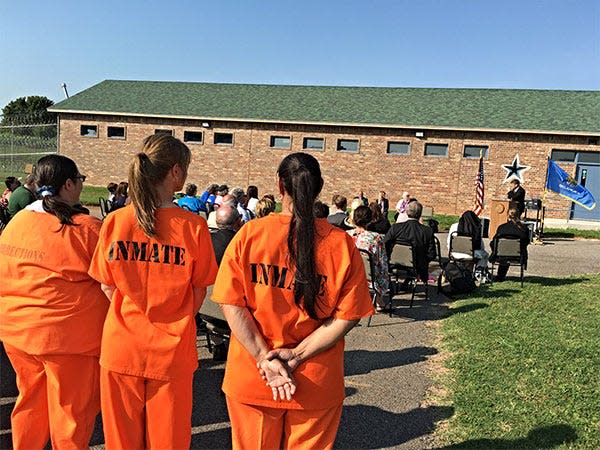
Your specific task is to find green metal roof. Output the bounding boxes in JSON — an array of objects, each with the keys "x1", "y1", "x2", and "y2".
[{"x1": 49, "y1": 80, "x2": 600, "y2": 135}]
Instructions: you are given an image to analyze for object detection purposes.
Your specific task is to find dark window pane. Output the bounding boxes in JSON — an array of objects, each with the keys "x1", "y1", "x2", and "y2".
[
  {"x1": 463, "y1": 145, "x2": 488, "y2": 158},
  {"x1": 303, "y1": 137, "x2": 324, "y2": 150},
  {"x1": 551, "y1": 150, "x2": 576, "y2": 162},
  {"x1": 578, "y1": 151, "x2": 600, "y2": 164},
  {"x1": 184, "y1": 131, "x2": 203, "y2": 143},
  {"x1": 387, "y1": 142, "x2": 410, "y2": 155},
  {"x1": 107, "y1": 126, "x2": 125, "y2": 139},
  {"x1": 214, "y1": 132, "x2": 233, "y2": 145},
  {"x1": 154, "y1": 129, "x2": 173, "y2": 136},
  {"x1": 424, "y1": 143, "x2": 448, "y2": 156},
  {"x1": 80, "y1": 125, "x2": 97, "y2": 137},
  {"x1": 270, "y1": 136, "x2": 290, "y2": 148},
  {"x1": 337, "y1": 139, "x2": 359, "y2": 152}
]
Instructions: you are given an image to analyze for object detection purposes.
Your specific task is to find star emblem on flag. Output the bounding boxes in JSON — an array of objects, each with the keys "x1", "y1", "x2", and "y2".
[{"x1": 502, "y1": 154, "x2": 531, "y2": 183}]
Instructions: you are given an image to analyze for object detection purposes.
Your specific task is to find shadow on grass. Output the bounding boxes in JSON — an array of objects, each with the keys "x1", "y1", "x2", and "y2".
[
  {"x1": 436, "y1": 423, "x2": 577, "y2": 449},
  {"x1": 344, "y1": 346, "x2": 438, "y2": 376},
  {"x1": 335, "y1": 404, "x2": 454, "y2": 449},
  {"x1": 522, "y1": 276, "x2": 590, "y2": 286}
]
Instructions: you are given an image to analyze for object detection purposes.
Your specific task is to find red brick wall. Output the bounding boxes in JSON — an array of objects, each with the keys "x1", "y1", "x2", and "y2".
[{"x1": 58, "y1": 114, "x2": 599, "y2": 219}]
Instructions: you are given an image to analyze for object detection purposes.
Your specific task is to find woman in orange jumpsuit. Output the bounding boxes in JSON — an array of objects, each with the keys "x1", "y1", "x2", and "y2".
[
  {"x1": 0, "y1": 154, "x2": 109, "y2": 449},
  {"x1": 212, "y1": 152, "x2": 374, "y2": 449},
  {"x1": 88, "y1": 134, "x2": 218, "y2": 449}
]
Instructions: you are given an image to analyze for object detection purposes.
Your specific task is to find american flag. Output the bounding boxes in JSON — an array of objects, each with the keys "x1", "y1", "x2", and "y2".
[{"x1": 473, "y1": 155, "x2": 485, "y2": 216}]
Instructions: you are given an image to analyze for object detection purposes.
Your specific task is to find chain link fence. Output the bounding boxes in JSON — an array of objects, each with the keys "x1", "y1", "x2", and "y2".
[{"x1": 0, "y1": 113, "x2": 58, "y2": 176}]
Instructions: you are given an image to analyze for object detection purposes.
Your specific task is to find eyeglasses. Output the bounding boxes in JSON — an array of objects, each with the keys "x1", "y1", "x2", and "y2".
[{"x1": 74, "y1": 175, "x2": 86, "y2": 182}]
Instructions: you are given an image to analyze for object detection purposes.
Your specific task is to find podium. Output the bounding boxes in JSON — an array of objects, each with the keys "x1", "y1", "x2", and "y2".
[{"x1": 489, "y1": 199, "x2": 511, "y2": 239}]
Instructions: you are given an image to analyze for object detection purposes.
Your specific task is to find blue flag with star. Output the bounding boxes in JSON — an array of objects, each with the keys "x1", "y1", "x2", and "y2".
[{"x1": 546, "y1": 160, "x2": 596, "y2": 211}]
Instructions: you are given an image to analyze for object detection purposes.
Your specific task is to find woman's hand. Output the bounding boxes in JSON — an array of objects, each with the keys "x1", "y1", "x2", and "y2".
[{"x1": 256, "y1": 357, "x2": 296, "y2": 401}]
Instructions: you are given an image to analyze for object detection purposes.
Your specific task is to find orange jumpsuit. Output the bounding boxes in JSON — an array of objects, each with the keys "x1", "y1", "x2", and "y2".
[
  {"x1": 0, "y1": 207, "x2": 108, "y2": 450},
  {"x1": 88, "y1": 205, "x2": 217, "y2": 449},
  {"x1": 212, "y1": 214, "x2": 373, "y2": 450}
]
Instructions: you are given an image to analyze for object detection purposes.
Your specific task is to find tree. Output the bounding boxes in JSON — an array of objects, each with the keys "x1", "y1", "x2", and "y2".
[{"x1": 1, "y1": 96, "x2": 57, "y2": 137}]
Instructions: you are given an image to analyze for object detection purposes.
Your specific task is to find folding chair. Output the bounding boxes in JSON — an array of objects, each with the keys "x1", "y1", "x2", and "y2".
[
  {"x1": 359, "y1": 249, "x2": 378, "y2": 327},
  {"x1": 198, "y1": 287, "x2": 231, "y2": 360},
  {"x1": 388, "y1": 240, "x2": 428, "y2": 310},
  {"x1": 98, "y1": 197, "x2": 110, "y2": 219},
  {"x1": 490, "y1": 236, "x2": 526, "y2": 287}
]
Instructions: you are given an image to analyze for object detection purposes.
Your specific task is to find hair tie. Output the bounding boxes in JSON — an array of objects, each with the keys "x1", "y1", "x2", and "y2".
[{"x1": 37, "y1": 185, "x2": 57, "y2": 197}]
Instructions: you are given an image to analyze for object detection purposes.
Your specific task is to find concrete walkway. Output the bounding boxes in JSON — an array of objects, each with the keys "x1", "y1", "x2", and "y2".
[{"x1": 1, "y1": 234, "x2": 599, "y2": 449}]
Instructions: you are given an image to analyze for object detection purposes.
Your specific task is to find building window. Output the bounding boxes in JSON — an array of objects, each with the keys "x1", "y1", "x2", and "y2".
[
  {"x1": 183, "y1": 131, "x2": 203, "y2": 144},
  {"x1": 303, "y1": 137, "x2": 324, "y2": 151},
  {"x1": 80, "y1": 125, "x2": 97, "y2": 137},
  {"x1": 270, "y1": 136, "x2": 291, "y2": 149},
  {"x1": 337, "y1": 139, "x2": 359, "y2": 152},
  {"x1": 154, "y1": 129, "x2": 173, "y2": 136},
  {"x1": 424, "y1": 143, "x2": 448, "y2": 157},
  {"x1": 463, "y1": 145, "x2": 489, "y2": 158},
  {"x1": 578, "y1": 152, "x2": 600, "y2": 164},
  {"x1": 214, "y1": 132, "x2": 233, "y2": 145},
  {"x1": 387, "y1": 141, "x2": 410, "y2": 155},
  {"x1": 107, "y1": 126, "x2": 126, "y2": 139},
  {"x1": 551, "y1": 150, "x2": 576, "y2": 162}
]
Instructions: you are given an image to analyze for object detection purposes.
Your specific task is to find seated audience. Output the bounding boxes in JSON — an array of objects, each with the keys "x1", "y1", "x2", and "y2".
[
  {"x1": 491, "y1": 207, "x2": 529, "y2": 282},
  {"x1": 232, "y1": 187, "x2": 254, "y2": 223},
  {"x1": 327, "y1": 194, "x2": 352, "y2": 230},
  {"x1": 207, "y1": 194, "x2": 236, "y2": 228},
  {"x1": 349, "y1": 205, "x2": 389, "y2": 311},
  {"x1": 377, "y1": 191, "x2": 389, "y2": 218},
  {"x1": 7, "y1": 173, "x2": 37, "y2": 218},
  {"x1": 199, "y1": 183, "x2": 219, "y2": 212},
  {"x1": 214, "y1": 184, "x2": 229, "y2": 206},
  {"x1": 177, "y1": 183, "x2": 205, "y2": 213},
  {"x1": 246, "y1": 185, "x2": 259, "y2": 213},
  {"x1": 448, "y1": 210, "x2": 489, "y2": 270},
  {"x1": 367, "y1": 201, "x2": 391, "y2": 234},
  {"x1": 106, "y1": 182, "x2": 118, "y2": 202},
  {"x1": 109, "y1": 181, "x2": 129, "y2": 211},
  {"x1": 1, "y1": 176, "x2": 21, "y2": 208},
  {"x1": 313, "y1": 200, "x2": 329, "y2": 219},
  {"x1": 211, "y1": 205, "x2": 242, "y2": 265},
  {"x1": 255, "y1": 196, "x2": 276, "y2": 218},
  {"x1": 345, "y1": 197, "x2": 364, "y2": 229},
  {"x1": 384, "y1": 201, "x2": 437, "y2": 283}
]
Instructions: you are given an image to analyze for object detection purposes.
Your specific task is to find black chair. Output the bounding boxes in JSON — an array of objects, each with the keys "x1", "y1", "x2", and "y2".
[
  {"x1": 0, "y1": 205, "x2": 10, "y2": 231},
  {"x1": 198, "y1": 287, "x2": 231, "y2": 360},
  {"x1": 98, "y1": 197, "x2": 111, "y2": 219},
  {"x1": 359, "y1": 249, "x2": 378, "y2": 327},
  {"x1": 490, "y1": 236, "x2": 526, "y2": 287},
  {"x1": 388, "y1": 240, "x2": 428, "y2": 310}
]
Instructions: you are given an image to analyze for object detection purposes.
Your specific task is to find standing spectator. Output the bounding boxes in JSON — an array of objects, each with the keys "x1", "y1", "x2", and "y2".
[
  {"x1": 246, "y1": 185, "x2": 259, "y2": 213},
  {"x1": 211, "y1": 205, "x2": 242, "y2": 265},
  {"x1": 395, "y1": 191, "x2": 411, "y2": 222},
  {"x1": 7, "y1": 173, "x2": 37, "y2": 218},
  {"x1": 357, "y1": 189, "x2": 369, "y2": 206},
  {"x1": 377, "y1": 191, "x2": 389, "y2": 219},
  {"x1": 1, "y1": 176, "x2": 21, "y2": 208},
  {"x1": 199, "y1": 183, "x2": 219, "y2": 212},
  {"x1": 177, "y1": 183, "x2": 205, "y2": 213},
  {"x1": 88, "y1": 134, "x2": 218, "y2": 449},
  {"x1": 211, "y1": 152, "x2": 373, "y2": 449},
  {"x1": 0, "y1": 155, "x2": 108, "y2": 449},
  {"x1": 214, "y1": 184, "x2": 229, "y2": 207},
  {"x1": 349, "y1": 205, "x2": 390, "y2": 311}
]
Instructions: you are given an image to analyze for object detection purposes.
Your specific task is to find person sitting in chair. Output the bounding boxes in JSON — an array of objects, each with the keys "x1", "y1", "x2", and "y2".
[
  {"x1": 383, "y1": 201, "x2": 437, "y2": 283},
  {"x1": 447, "y1": 210, "x2": 490, "y2": 273},
  {"x1": 490, "y1": 207, "x2": 529, "y2": 282}
]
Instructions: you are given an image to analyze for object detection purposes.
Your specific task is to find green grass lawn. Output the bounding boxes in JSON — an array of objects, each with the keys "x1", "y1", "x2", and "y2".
[
  {"x1": 437, "y1": 274, "x2": 600, "y2": 449},
  {"x1": 80, "y1": 185, "x2": 107, "y2": 206},
  {"x1": 543, "y1": 228, "x2": 600, "y2": 240}
]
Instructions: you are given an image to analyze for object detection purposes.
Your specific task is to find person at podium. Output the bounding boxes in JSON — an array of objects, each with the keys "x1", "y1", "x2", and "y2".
[{"x1": 507, "y1": 179, "x2": 526, "y2": 216}]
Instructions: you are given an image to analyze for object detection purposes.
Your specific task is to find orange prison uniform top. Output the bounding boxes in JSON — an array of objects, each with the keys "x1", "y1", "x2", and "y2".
[
  {"x1": 0, "y1": 208, "x2": 108, "y2": 450},
  {"x1": 212, "y1": 214, "x2": 374, "y2": 449},
  {"x1": 88, "y1": 205, "x2": 218, "y2": 450}
]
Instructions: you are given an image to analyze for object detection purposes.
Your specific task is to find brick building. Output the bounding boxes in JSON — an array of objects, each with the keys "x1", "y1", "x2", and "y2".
[{"x1": 49, "y1": 80, "x2": 600, "y2": 221}]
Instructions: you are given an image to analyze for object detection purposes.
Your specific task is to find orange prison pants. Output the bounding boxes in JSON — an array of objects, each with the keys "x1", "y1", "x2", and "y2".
[
  {"x1": 100, "y1": 368, "x2": 193, "y2": 450},
  {"x1": 226, "y1": 396, "x2": 343, "y2": 450},
  {"x1": 4, "y1": 344, "x2": 100, "y2": 450}
]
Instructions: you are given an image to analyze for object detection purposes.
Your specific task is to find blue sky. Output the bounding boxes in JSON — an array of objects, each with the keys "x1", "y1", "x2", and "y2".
[{"x1": 1, "y1": 0, "x2": 598, "y2": 109}]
